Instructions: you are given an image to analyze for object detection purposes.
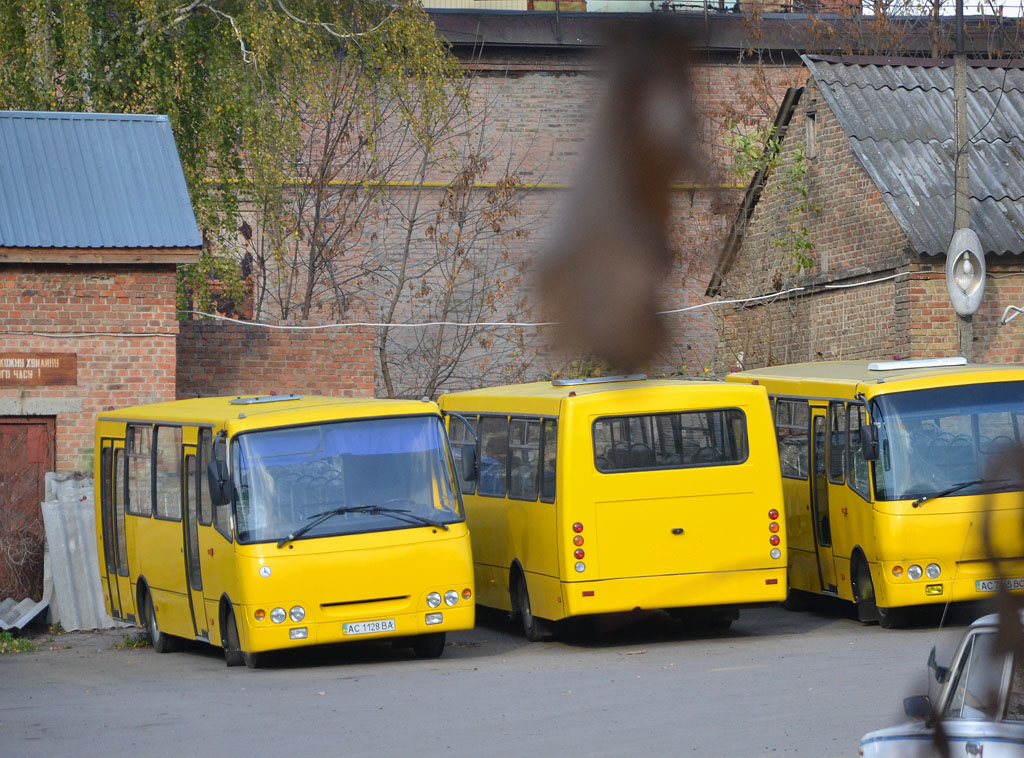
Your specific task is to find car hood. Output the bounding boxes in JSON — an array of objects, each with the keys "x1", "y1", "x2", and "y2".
[{"x1": 861, "y1": 719, "x2": 1024, "y2": 758}]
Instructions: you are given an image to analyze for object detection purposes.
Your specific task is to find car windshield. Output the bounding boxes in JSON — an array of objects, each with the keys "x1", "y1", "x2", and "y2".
[
  {"x1": 870, "y1": 381, "x2": 1024, "y2": 502},
  {"x1": 230, "y1": 415, "x2": 462, "y2": 544}
]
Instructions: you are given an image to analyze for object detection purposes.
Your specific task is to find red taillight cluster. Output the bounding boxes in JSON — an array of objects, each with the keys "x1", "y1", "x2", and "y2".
[
  {"x1": 769, "y1": 508, "x2": 782, "y2": 556},
  {"x1": 572, "y1": 523, "x2": 586, "y2": 573}
]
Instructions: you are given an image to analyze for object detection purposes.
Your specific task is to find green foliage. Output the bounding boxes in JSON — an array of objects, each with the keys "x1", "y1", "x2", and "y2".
[
  {"x1": 724, "y1": 122, "x2": 818, "y2": 276},
  {"x1": 115, "y1": 632, "x2": 149, "y2": 649},
  {"x1": 0, "y1": 1, "x2": 461, "y2": 318},
  {"x1": 547, "y1": 359, "x2": 619, "y2": 381},
  {"x1": 0, "y1": 630, "x2": 37, "y2": 653}
]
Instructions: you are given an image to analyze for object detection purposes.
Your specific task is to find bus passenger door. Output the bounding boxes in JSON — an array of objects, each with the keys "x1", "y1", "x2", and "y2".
[
  {"x1": 110, "y1": 440, "x2": 137, "y2": 622},
  {"x1": 98, "y1": 440, "x2": 127, "y2": 620},
  {"x1": 810, "y1": 411, "x2": 838, "y2": 594},
  {"x1": 183, "y1": 448, "x2": 210, "y2": 641}
]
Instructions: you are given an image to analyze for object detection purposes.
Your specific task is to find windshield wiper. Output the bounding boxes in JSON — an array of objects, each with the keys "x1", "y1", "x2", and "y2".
[
  {"x1": 911, "y1": 478, "x2": 1012, "y2": 508},
  {"x1": 277, "y1": 504, "x2": 448, "y2": 548}
]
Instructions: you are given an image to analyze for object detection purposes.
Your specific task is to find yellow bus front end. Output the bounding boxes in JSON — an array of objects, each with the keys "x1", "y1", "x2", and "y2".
[
  {"x1": 729, "y1": 359, "x2": 1024, "y2": 627},
  {"x1": 229, "y1": 525, "x2": 474, "y2": 656},
  {"x1": 94, "y1": 395, "x2": 474, "y2": 665}
]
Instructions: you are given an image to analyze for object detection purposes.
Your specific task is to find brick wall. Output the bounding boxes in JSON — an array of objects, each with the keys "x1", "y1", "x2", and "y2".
[
  {"x1": 250, "y1": 56, "x2": 807, "y2": 388},
  {"x1": 0, "y1": 265, "x2": 178, "y2": 471},
  {"x1": 714, "y1": 73, "x2": 1024, "y2": 371},
  {"x1": 176, "y1": 321, "x2": 375, "y2": 399}
]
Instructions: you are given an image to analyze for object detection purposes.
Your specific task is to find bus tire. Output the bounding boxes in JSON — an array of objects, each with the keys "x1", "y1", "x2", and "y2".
[
  {"x1": 222, "y1": 607, "x2": 245, "y2": 667},
  {"x1": 412, "y1": 632, "x2": 446, "y2": 659},
  {"x1": 514, "y1": 574, "x2": 544, "y2": 642},
  {"x1": 877, "y1": 605, "x2": 909, "y2": 630},
  {"x1": 142, "y1": 589, "x2": 177, "y2": 654},
  {"x1": 852, "y1": 555, "x2": 879, "y2": 625}
]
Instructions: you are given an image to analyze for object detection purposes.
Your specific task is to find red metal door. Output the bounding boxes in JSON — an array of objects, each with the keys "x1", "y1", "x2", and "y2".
[{"x1": 0, "y1": 417, "x2": 56, "y2": 599}]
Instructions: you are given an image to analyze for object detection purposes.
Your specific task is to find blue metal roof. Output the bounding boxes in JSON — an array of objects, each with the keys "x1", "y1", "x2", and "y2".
[
  {"x1": 0, "y1": 110, "x2": 202, "y2": 250},
  {"x1": 802, "y1": 56, "x2": 1024, "y2": 257}
]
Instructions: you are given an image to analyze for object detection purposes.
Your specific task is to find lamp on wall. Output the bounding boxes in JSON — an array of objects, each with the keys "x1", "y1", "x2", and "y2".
[{"x1": 945, "y1": 228, "x2": 985, "y2": 317}]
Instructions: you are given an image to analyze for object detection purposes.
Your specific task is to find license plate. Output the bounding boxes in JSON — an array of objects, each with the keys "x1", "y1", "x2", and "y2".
[
  {"x1": 342, "y1": 618, "x2": 397, "y2": 636},
  {"x1": 975, "y1": 577, "x2": 1024, "y2": 592}
]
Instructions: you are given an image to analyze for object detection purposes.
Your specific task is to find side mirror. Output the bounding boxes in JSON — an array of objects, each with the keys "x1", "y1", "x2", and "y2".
[
  {"x1": 207, "y1": 458, "x2": 231, "y2": 507},
  {"x1": 461, "y1": 444, "x2": 478, "y2": 482},
  {"x1": 207, "y1": 432, "x2": 231, "y2": 506},
  {"x1": 927, "y1": 645, "x2": 949, "y2": 683},
  {"x1": 903, "y1": 695, "x2": 932, "y2": 719},
  {"x1": 861, "y1": 423, "x2": 880, "y2": 461}
]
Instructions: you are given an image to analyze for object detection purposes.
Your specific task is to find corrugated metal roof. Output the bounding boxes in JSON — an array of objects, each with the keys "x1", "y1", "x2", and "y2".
[
  {"x1": 0, "y1": 110, "x2": 202, "y2": 250},
  {"x1": 803, "y1": 56, "x2": 1024, "y2": 256}
]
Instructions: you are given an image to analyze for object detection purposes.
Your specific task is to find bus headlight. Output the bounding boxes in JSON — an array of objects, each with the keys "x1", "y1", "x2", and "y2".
[
  {"x1": 427, "y1": 592, "x2": 442, "y2": 608},
  {"x1": 908, "y1": 564, "x2": 923, "y2": 580},
  {"x1": 444, "y1": 590, "x2": 459, "y2": 606},
  {"x1": 289, "y1": 605, "x2": 305, "y2": 623},
  {"x1": 925, "y1": 563, "x2": 941, "y2": 579},
  {"x1": 270, "y1": 607, "x2": 287, "y2": 624}
]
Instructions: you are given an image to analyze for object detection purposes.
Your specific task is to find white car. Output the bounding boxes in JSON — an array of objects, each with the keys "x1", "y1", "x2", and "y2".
[{"x1": 860, "y1": 612, "x2": 1024, "y2": 757}]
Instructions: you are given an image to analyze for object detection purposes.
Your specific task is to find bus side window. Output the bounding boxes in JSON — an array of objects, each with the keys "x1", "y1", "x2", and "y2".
[
  {"x1": 828, "y1": 402, "x2": 846, "y2": 484},
  {"x1": 508, "y1": 418, "x2": 540, "y2": 501},
  {"x1": 449, "y1": 415, "x2": 478, "y2": 496},
  {"x1": 126, "y1": 424, "x2": 153, "y2": 516},
  {"x1": 154, "y1": 425, "x2": 182, "y2": 521},
  {"x1": 478, "y1": 417, "x2": 508, "y2": 497},
  {"x1": 114, "y1": 448, "x2": 128, "y2": 575},
  {"x1": 541, "y1": 419, "x2": 557, "y2": 502},
  {"x1": 847, "y1": 405, "x2": 871, "y2": 500},
  {"x1": 776, "y1": 399, "x2": 809, "y2": 479},
  {"x1": 197, "y1": 429, "x2": 213, "y2": 527}
]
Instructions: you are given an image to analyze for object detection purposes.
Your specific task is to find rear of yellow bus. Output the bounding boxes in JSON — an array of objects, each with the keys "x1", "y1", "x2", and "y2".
[
  {"x1": 864, "y1": 372, "x2": 1024, "y2": 617},
  {"x1": 557, "y1": 382, "x2": 787, "y2": 623},
  {"x1": 217, "y1": 403, "x2": 474, "y2": 661}
]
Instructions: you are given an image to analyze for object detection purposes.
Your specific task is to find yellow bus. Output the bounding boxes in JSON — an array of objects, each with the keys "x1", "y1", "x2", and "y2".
[
  {"x1": 94, "y1": 394, "x2": 474, "y2": 666},
  {"x1": 727, "y1": 358, "x2": 1024, "y2": 627},
  {"x1": 437, "y1": 375, "x2": 786, "y2": 639}
]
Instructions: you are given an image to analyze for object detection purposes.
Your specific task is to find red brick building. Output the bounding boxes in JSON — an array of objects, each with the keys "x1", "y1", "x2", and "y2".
[
  {"x1": 0, "y1": 111, "x2": 200, "y2": 598},
  {"x1": 708, "y1": 55, "x2": 1024, "y2": 372}
]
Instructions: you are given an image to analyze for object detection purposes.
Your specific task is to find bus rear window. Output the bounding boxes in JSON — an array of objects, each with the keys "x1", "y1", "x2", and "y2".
[{"x1": 593, "y1": 409, "x2": 748, "y2": 472}]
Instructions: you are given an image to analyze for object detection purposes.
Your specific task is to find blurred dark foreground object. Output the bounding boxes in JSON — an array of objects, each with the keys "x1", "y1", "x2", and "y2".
[{"x1": 538, "y1": 20, "x2": 706, "y2": 372}]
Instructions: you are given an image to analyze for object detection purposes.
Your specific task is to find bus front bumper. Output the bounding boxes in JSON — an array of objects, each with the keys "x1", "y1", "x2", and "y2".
[{"x1": 239, "y1": 603, "x2": 475, "y2": 653}]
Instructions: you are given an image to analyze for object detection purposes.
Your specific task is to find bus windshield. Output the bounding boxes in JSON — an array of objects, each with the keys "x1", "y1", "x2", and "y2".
[
  {"x1": 231, "y1": 415, "x2": 462, "y2": 544},
  {"x1": 871, "y1": 381, "x2": 1024, "y2": 502}
]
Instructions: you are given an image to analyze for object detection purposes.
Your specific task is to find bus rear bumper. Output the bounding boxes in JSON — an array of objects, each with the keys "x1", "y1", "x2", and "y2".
[{"x1": 560, "y1": 567, "x2": 787, "y2": 618}]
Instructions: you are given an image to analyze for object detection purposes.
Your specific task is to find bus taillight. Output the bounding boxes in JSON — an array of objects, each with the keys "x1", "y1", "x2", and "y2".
[
  {"x1": 769, "y1": 508, "x2": 779, "y2": 520},
  {"x1": 572, "y1": 522, "x2": 584, "y2": 533},
  {"x1": 574, "y1": 549, "x2": 585, "y2": 560},
  {"x1": 573, "y1": 535, "x2": 584, "y2": 546},
  {"x1": 769, "y1": 522, "x2": 780, "y2": 533},
  {"x1": 770, "y1": 535, "x2": 780, "y2": 546}
]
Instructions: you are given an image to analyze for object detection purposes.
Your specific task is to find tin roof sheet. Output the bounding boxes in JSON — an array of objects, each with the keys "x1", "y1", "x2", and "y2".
[
  {"x1": 803, "y1": 56, "x2": 1024, "y2": 256},
  {"x1": 0, "y1": 110, "x2": 201, "y2": 250}
]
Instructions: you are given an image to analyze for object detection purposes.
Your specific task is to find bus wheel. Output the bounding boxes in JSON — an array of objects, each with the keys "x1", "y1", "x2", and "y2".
[
  {"x1": 852, "y1": 557, "x2": 879, "y2": 625},
  {"x1": 222, "y1": 608, "x2": 245, "y2": 667},
  {"x1": 142, "y1": 590, "x2": 177, "y2": 654},
  {"x1": 514, "y1": 575, "x2": 544, "y2": 642},
  {"x1": 412, "y1": 632, "x2": 446, "y2": 659},
  {"x1": 877, "y1": 605, "x2": 909, "y2": 630}
]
